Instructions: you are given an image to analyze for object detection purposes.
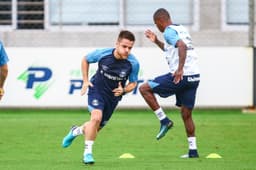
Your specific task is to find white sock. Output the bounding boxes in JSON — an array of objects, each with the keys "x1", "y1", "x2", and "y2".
[
  {"x1": 188, "y1": 137, "x2": 197, "y2": 150},
  {"x1": 72, "y1": 126, "x2": 84, "y2": 136},
  {"x1": 154, "y1": 108, "x2": 167, "y2": 120},
  {"x1": 84, "y1": 140, "x2": 94, "y2": 155}
]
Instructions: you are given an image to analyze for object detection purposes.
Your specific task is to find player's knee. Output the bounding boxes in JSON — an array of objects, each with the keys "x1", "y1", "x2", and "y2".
[
  {"x1": 91, "y1": 116, "x2": 101, "y2": 124},
  {"x1": 139, "y1": 83, "x2": 149, "y2": 94},
  {"x1": 139, "y1": 84, "x2": 144, "y2": 93},
  {"x1": 181, "y1": 107, "x2": 193, "y2": 120},
  {"x1": 182, "y1": 113, "x2": 190, "y2": 121},
  {"x1": 89, "y1": 118, "x2": 101, "y2": 130},
  {"x1": 181, "y1": 111, "x2": 192, "y2": 121},
  {"x1": 90, "y1": 115, "x2": 102, "y2": 126}
]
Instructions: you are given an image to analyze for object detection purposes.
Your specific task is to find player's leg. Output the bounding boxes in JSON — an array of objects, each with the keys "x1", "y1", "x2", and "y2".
[
  {"x1": 181, "y1": 107, "x2": 195, "y2": 136},
  {"x1": 139, "y1": 73, "x2": 174, "y2": 140},
  {"x1": 139, "y1": 82, "x2": 160, "y2": 110},
  {"x1": 84, "y1": 109, "x2": 102, "y2": 140},
  {"x1": 62, "y1": 124, "x2": 84, "y2": 148},
  {"x1": 178, "y1": 74, "x2": 200, "y2": 158},
  {"x1": 62, "y1": 122, "x2": 89, "y2": 148},
  {"x1": 180, "y1": 106, "x2": 199, "y2": 158},
  {"x1": 83, "y1": 109, "x2": 103, "y2": 164},
  {"x1": 83, "y1": 95, "x2": 118, "y2": 164}
]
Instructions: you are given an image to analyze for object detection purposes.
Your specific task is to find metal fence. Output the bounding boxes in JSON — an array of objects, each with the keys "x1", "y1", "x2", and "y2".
[{"x1": 0, "y1": 0, "x2": 252, "y2": 47}]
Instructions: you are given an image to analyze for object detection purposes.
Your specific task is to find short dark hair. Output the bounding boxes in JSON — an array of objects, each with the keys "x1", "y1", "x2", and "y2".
[
  {"x1": 118, "y1": 30, "x2": 135, "y2": 42},
  {"x1": 153, "y1": 8, "x2": 170, "y2": 21}
]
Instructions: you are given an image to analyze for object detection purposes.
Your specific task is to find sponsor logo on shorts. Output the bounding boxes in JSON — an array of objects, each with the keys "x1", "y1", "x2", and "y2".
[{"x1": 187, "y1": 76, "x2": 200, "y2": 82}]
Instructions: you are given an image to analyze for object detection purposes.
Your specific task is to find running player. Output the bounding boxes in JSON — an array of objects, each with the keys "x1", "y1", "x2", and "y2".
[
  {"x1": 62, "y1": 30, "x2": 140, "y2": 164},
  {"x1": 139, "y1": 8, "x2": 200, "y2": 158}
]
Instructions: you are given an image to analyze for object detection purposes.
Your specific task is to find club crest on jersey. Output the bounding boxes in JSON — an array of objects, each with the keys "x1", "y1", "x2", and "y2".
[
  {"x1": 92, "y1": 99, "x2": 99, "y2": 106},
  {"x1": 102, "y1": 65, "x2": 109, "y2": 71},
  {"x1": 119, "y1": 71, "x2": 127, "y2": 78}
]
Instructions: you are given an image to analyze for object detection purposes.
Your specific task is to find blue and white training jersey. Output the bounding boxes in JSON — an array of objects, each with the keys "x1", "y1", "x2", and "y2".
[
  {"x1": 0, "y1": 41, "x2": 9, "y2": 66},
  {"x1": 85, "y1": 48, "x2": 140, "y2": 99},
  {"x1": 163, "y1": 25, "x2": 200, "y2": 76}
]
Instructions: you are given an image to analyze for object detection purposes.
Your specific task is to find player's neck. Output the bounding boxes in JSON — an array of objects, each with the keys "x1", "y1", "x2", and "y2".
[{"x1": 113, "y1": 50, "x2": 122, "y2": 60}]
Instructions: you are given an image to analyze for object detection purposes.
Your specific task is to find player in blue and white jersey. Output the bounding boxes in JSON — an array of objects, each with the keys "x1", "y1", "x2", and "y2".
[
  {"x1": 0, "y1": 41, "x2": 9, "y2": 101},
  {"x1": 139, "y1": 8, "x2": 200, "y2": 158},
  {"x1": 62, "y1": 30, "x2": 140, "y2": 164}
]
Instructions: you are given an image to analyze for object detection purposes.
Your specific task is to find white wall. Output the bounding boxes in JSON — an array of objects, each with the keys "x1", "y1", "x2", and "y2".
[{"x1": 0, "y1": 47, "x2": 253, "y2": 108}]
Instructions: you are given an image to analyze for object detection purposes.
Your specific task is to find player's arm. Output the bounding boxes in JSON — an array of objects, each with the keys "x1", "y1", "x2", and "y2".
[
  {"x1": 173, "y1": 39, "x2": 187, "y2": 84},
  {"x1": 0, "y1": 64, "x2": 8, "y2": 100},
  {"x1": 123, "y1": 81, "x2": 137, "y2": 94},
  {"x1": 164, "y1": 28, "x2": 187, "y2": 84},
  {"x1": 145, "y1": 29, "x2": 165, "y2": 51},
  {"x1": 81, "y1": 49, "x2": 107, "y2": 95},
  {"x1": 0, "y1": 64, "x2": 8, "y2": 88},
  {"x1": 81, "y1": 58, "x2": 93, "y2": 96},
  {"x1": 112, "y1": 81, "x2": 137, "y2": 97}
]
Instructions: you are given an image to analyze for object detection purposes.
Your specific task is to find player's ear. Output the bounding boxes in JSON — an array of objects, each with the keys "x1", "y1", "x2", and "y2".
[{"x1": 115, "y1": 41, "x2": 120, "y2": 48}]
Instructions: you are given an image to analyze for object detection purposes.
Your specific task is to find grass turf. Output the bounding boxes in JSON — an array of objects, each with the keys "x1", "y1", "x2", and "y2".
[{"x1": 0, "y1": 108, "x2": 255, "y2": 170}]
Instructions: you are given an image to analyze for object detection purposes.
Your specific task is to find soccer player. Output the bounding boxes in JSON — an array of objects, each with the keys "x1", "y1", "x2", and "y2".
[
  {"x1": 62, "y1": 30, "x2": 140, "y2": 164},
  {"x1": 0, "y1": 41, "x2": 9, "y2": 101},
  {"x1": 139, "y1": 8, "x2": 200, "y2": 158}
]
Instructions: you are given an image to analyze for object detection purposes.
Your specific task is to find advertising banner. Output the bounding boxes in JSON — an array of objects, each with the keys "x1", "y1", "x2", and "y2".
[{"x1": 0, "y1": 47, "x2": 253, "y2": 108}]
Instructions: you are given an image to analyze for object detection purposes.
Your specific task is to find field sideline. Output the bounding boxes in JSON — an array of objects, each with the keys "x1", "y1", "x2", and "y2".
[{"x1": 0, "y1": 108, "x2": 255, "y2": 170}]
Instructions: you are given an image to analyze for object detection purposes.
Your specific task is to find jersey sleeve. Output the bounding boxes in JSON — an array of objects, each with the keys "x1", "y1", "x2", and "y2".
[
  {"x1": 128, "y1": 55, "x2": 140, "y2": 83},
  {"x1": 85, "y1": 48, "x2": 113, "y2": 63},
  {"x1": 0, "y1": 42, "x2": 9, "y2": 66},
  {"x1": 163, "y1": 27, "x2": 180, "y2": 47}
]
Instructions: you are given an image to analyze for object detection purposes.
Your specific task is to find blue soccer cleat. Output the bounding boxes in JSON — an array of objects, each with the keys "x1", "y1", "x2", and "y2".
[
  {"x1": 62, "y1": 126, "x2": 78, "y2": 148},
  {"x1": 83, "y1": 153, "x2": 95, "y2": 164},
  {"x1": 156, "y1": 120, "x2": 173, "y2": 140}
]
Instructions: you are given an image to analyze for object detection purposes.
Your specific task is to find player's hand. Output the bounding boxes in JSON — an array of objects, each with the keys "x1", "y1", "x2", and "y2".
[
  {"x1": 0, "y1": 88, "x2": 4, "y2": 101},
  {"x1": 145, "y1": 29, "x2": 157, "y2": 43},
  {"x1": 81, "y1": 81, "x2": 93, "y2": 96},
  {"x1": 112, "y1": 82, "x2": 124, "y2": 97},
  {"x1": 172, "y1": 70, "x2": 183, "y2": 84}
]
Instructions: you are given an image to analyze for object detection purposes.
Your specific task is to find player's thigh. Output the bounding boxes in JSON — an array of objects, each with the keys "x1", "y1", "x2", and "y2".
[
  {"x1": 88, "y1": 93, "x2": 105, "y2": 112},
  {"x1": 176, "y1": 81, "x2": 199, "y2": 109},
  {"x1": 90, "y1": 109, "x2": 103, "y2": 122},
  {"x1": 149, "y1": 73, "x2": 177, "y2": 98},
  {"x1": 100, "y1": 97, "x2": 119, "y2": 128}
]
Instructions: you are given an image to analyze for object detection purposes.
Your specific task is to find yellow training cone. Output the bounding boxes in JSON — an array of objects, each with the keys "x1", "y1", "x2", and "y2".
[
  {"x1": 119, "y1": 153, "x2": 135, "y2": 159},
  {"x1": 206, "y1": 153, "x2": 222, "y2": 158}
]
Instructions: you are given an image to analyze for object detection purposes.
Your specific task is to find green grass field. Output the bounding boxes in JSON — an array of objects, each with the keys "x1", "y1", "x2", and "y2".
[{"x1": 0, "y1": 108, "x2": 256, "y2": 170}]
